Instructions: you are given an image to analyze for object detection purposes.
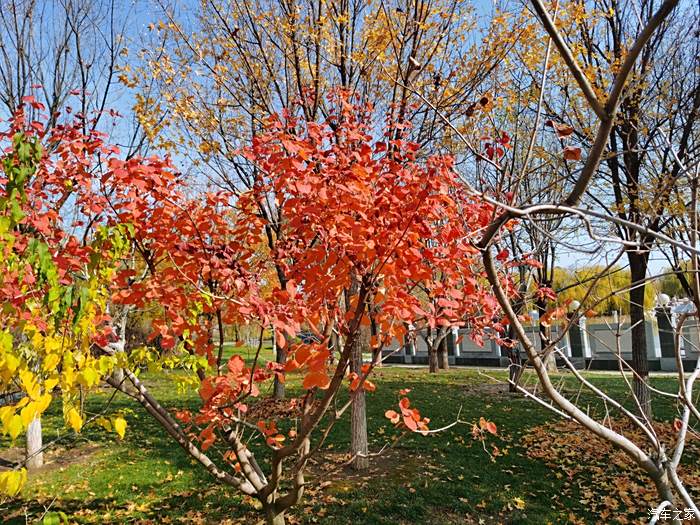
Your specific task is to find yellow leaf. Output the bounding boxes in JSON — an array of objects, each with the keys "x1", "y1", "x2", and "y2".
[
  {"x1": 0, "y1": 406, "x2": 14, "y2": 429},
  {"x1": 113, "y1": 416, "x2": 127, "y2": 439},
  {"x1": 20, "y1": 402, "x2": 38, "y2": 427},
  {"x1": 98, "y1": 356, "x2": 114, "y2": 374},
  {"x1": 36, "y1": 393, "x2": 52, "y2": 414},
  {"x1": 67, "y1": 408, "x2": 82, "y2": 433},
  {"x1": 97, "y1": 416, "x2": 112, "y2": 432},
  {"x1": 44, "y1": 377, "x2": 58, "y2": 392},
  {"x1": 44, "y1": 336, "x2": 62, "y2": 353},
  {"x1": 513, "y1": 497, "x2": 526, "y2": 510},
  {"x1": 2, "y1": 353, "x2": 19, "y2": 375},
  {"x1": 7, "y1": 414, "x2": 22, "y2": 440},
  {"x1": 62, "y1": 366, "x2": 75, "y2": 387},
  {"x1": 77, "y1": 367, "x2": 99, "y2": 388},
  {"x1": 20, "y1": 370, "x2": 40, "y2": 400},
  {"x1": 0, "y1": 468, "x2": 27, "y2": 496},
  {"x1": 42, "y1": 353, "x2": 61, "y2": 372}
]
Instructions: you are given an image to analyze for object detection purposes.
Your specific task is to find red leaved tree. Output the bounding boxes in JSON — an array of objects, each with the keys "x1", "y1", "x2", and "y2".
[{"x1": 101, "y1": 94, "x2": 501, "y2": 525}]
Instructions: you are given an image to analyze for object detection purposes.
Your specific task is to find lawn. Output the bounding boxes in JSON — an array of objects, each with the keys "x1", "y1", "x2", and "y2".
[{"x1": 1, "y1": 347, "x2": 696, "y2": 524}]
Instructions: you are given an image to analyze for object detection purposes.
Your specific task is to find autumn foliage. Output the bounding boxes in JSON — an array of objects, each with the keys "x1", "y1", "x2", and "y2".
[
  {"x1": 1, "y1": 94, "x2": 503, "y2": 523},
  {"x1": 145, "y1": 94, "x2": 503, "y2": 521},
  {"x1": 182, "y1": 93, "x2": 502, "y2": 445},
  {"x1": 0, "y1": 99, "x2": 179, "y2": 492}
]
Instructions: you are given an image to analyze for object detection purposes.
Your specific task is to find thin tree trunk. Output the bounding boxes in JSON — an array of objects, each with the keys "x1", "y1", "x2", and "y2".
[
  {"x1": 26, "y1": 417, "x2": 43, "y2": 470},
  {"x1": 652, "y1": 472, "x2": 682, "y2": 524},
  {"x1": 438, "y1": 331, "x2": 449, "y2": 370},
  {"x1": 427, "y1": 327, "x2": 439, "y2": 373},
  {"x1": 273, "y1": 327, "x2": 286, "y2": 399},
  {"x1": 629, "y1": 251, "x2": 652, "y2": 418},
  {"x1": 350, "y1": 323, "x2": 370, "y2": 470},
  {"x1": 536, "y1": 297, "x2": 557, "y2": 373},
  {"x1": 372, "y1": 347, "x2": 381, "y2": 366},
  {"x1": 504, "y1": 315, "x2": 523, "y2": 392}
]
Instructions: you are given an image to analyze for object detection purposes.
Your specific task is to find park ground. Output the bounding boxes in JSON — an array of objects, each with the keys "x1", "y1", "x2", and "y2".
[{"x1": 1, "y1": 346, "x2": 698, "y2": 524}]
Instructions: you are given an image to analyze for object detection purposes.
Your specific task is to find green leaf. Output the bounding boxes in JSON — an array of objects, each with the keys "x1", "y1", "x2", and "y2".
[{"x1": 42, "y1": 512, "x2": 61, "y2": 525}]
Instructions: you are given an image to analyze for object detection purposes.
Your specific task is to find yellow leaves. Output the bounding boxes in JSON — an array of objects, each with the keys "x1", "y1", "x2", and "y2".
[
  {"x1": 118, "y1": 73, "x2": 138, "y2": 89},
  {"x1": 17, "y1": 395, "x2": 53, "y2": 430},
  {"x1": 0, "y1": 330, "x2": 19, "y2": 383},
  {"x1": 0, "y1": 468, "x2": 27, "y2": 497},
  {"x1": 67, "y1": 408, "x2": 83, "y2": 433},
  {"x1": 20, "y1": 369, "x2": 40, "y2": 400},
  {"x1": 97, "y1": 414, "x2": 126, "y2": 439},
  {"x1": 198, "y1": 140, "x2": 221, "y2": 156},
  {"x1": 512, "y1": 497, "x2": 526, "y2": 510},
  {"x1": 37, "y1": 393, "x2": 52, "y2": 414},
  {"x1": 7, "y1": 414, "x2": 22, "y2": 440},
  {"x1": 20, "y1": 402, "x2": 38, "y2": 426},
  {"x1": 43, "y1": 352, "x2": 61, "y2": 372},
  {"x1": 0, "y1": 405, "x2": 13, "y2": 430},
  {"x1": 77, "y1": 367, "x2": 100, "y2": 388},
  {"x1": 113, "y1": 416, "x2": 127, "y2": 439},
  {"x1": 0, "y1": 352, "x2": 19, "y2": 381}
]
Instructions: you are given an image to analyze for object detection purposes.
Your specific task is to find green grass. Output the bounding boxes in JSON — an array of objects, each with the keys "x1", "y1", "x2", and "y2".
[{"x1": 0, "y1": 349, "x2": 691, "y2": 524}]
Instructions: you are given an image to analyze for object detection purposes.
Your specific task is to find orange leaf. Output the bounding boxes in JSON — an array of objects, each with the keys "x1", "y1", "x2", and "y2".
[
  {"x1": 563, "y1": 146, "x2": 582, "y2": 161},
  {"x1": 295, "y1": 344, "x2": 311, "y2": 365},
  {"x1": 385, "y1": 410, "x2": 400, "y2": 424},
  {"x1": 303, "y1": 371, "x2": 330, "y2": 390},
  {"x1": 545, "y1": 119, "x2": 575, "y2": 138},
  {"x1": 199, "y1": 378, "x2": 215, "y2": 402}
]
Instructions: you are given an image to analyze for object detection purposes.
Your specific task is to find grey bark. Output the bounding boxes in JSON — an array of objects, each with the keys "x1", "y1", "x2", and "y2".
[{"x1": 350, "y1": 324, "x2": 370, "y2": 470}]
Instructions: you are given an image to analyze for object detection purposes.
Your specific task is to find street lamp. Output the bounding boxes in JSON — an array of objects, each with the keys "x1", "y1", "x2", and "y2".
[
  {"x1": 657, "y1": 293, "x2": 671, "y2": 307},
  {"x1": 529, "y1": 309, "x2": 538, "y2": 335}
]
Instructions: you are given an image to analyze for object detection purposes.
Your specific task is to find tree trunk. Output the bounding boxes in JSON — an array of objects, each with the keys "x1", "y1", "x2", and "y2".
[
  {"x1": 536, "y1": 297, "x2": 557, "y2": 373},
  {"x1": 543, "y1": 353, "x2": 557, "y2": 373},
  {"x1": 652, "y1": 471, "x2": 682, "y2": 524},
  {"x1": 26, "y1": 416, "x2": 43, "y2": 470},
  {"x1": 503, "y1": 325, "x2": 522, "y2": 392},
  {"x1": 264, "y1": 505, "x2": 286, "y2": 525},
  {"x1": 272, "y1": 327, "x2": 286, "y2": 399},
  {"x1": 438, "y1": 332, "x2": 449, "y2": 370},
  {"x1": 350, "y1": 324, "x2": 370, "y2": 470},
  {"x1": 629, "y1": 251, "x2": 652, "y2": 418}
]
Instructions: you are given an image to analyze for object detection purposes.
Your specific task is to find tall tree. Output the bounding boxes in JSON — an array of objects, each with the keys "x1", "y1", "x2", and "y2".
[
  {"x1": 554, "y1": 0, "x2": 700, "y2": 416},
  {"x1": 0, "y1": 0, "x2": 151, "y2": 154}
]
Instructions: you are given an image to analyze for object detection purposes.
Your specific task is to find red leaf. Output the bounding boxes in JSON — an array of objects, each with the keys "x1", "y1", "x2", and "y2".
[
  {"x1": 303, "y1": 371, "x2": 330, "y2": 390},
  {"x1": 545, "y1": 119, "x2": 575, "y2": 138},
  {"x1": 563, "y1": 146, "x2": 582, "y2": 161},
  {"x1": 496, "y1": 249, "x2": 509, "y2": 262},
  {"x1": 227, "y1": 355, "x2": 245, "y2": 375},
  {"x1": 385, "y1": 410, "x2": 400, "y2": 424}
]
